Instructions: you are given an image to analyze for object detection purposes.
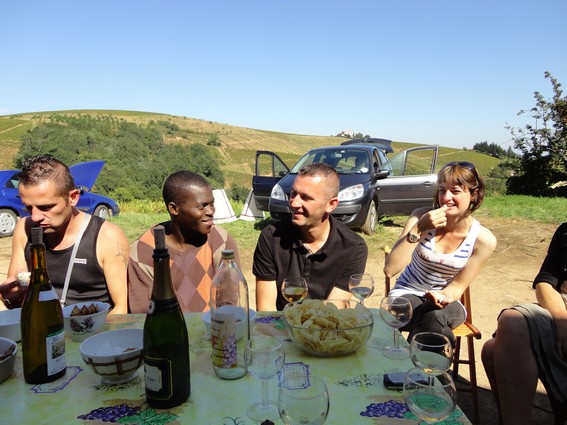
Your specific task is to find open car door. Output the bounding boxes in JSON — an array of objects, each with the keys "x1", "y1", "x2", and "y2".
[
  {"x1": 376, "y1": 145, "x2": 439, "y2": 217},
  {"x1": 251, "y1": 151, "x2": 289, "y2": 211}
]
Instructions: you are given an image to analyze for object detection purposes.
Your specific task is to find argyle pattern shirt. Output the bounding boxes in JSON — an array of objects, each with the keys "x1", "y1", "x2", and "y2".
[{"x1": 127, "y1": 224, "x2": 239, "y2": 313}]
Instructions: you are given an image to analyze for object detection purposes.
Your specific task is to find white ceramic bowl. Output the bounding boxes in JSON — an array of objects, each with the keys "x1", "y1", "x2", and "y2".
[
  {"x1": 0, "y1": 308, "x2": 21, "y2": 342},
  {"x1": 201, "y1": 307, "x2": 256, "y2": 341},
  {"x1": 63, "y1": 302, "x2": 110, "y2": 341},
  {"x1": 79, "y1": 328, "x2": 143, "y2": 384},
  {"x1": 0, "y1": 337, "x2": 18, "y2": 384}
]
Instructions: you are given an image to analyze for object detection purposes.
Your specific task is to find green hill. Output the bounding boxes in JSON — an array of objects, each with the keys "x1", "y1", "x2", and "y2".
[{"x1": 0, "y1": 109, "x2": 500, "y2": 190}]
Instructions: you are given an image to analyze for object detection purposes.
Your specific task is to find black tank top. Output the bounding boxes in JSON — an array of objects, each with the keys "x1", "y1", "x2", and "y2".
[{"x1": 25, "y1": 216, "x2": 111, "y2": 307}]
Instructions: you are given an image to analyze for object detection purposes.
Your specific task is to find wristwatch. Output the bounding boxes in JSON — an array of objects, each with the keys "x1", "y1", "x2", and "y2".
[{"x1": 406, "y1": 232, "x2": 420, "y2": 243}]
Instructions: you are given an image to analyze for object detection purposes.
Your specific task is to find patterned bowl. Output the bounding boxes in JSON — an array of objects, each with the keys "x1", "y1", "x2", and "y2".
[
  {"x1": 0, "y1": 308, "x2": 21, "y2": 342},
  {"x1": 63, "y1": 302, "x2": 110, "y2": 341},
  {"x1": 0, "y1": 336, "x2": 17, "y2": 384},
  {"x1": 79, "y1": 328, "x2": 143, "y2": 384}
]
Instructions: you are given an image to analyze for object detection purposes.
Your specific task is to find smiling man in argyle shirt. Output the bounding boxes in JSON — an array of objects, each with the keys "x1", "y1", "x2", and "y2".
[{"x1": 127, "y1": 171, "x2": 240, "y2": 313}]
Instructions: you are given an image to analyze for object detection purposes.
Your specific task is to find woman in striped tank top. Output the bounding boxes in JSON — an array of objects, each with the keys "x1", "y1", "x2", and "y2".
[{"x1": 384, "y1": 162, "x2": 497, "y2": 345}]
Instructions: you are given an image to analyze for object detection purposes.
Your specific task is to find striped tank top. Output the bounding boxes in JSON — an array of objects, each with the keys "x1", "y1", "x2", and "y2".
[{"x1": 390, "y1": 218, "x2": 481, "y2": 299}]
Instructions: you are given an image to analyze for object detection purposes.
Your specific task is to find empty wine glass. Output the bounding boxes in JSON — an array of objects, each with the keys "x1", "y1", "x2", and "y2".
[
  {"x1": 348, "y1": 273, "x2": 375, "y2": 305},
  {"x1": 278, "y1": 374, "x2": 329, "y2": 425},
  {"x1": 244, "y1": 336, "x2": 286, "y2": 421},
  {"x1": 281, "y1": 277, "x2": 308, "y2": 303},
  {"x1": 379, "y1": 296, "x2": 413, "y2": 359},
  {"x1": 410, "y1": 332, "x2": 453, "y2": 374},
  {"x1": 403, "y1": 368, "x2": 456, "y2": 423}
]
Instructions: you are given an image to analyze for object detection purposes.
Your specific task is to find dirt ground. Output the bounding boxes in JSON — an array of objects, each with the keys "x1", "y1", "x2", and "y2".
[{"x1": 0, "y1": 216, "x2": 561, "y2": 424}]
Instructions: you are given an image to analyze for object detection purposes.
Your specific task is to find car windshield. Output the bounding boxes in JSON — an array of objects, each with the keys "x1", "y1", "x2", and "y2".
[{"x1": 289, "y1": 148, "x2": 370, "y2": 175}]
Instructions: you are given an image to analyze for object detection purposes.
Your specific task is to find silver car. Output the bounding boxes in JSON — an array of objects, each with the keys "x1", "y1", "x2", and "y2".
[{"x1": 252, "y1": 139, "x2": 438, "y2": 235}]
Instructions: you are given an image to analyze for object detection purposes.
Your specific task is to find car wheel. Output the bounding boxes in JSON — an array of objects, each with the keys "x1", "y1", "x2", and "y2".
[
  {"x1": 0, "y1": 209, "x2": 18, "y2": 238},
  {"x1": 94, "y1": 205, "x2": 111, "y2": 219},
  {"x1": 361, "y1": 200, "x2": 377, "y2": 235}
]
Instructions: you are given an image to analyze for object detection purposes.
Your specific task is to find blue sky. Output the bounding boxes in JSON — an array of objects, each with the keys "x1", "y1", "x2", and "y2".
[{"x1": 1, "y1": 1, "x2": 566, "y2": 149}]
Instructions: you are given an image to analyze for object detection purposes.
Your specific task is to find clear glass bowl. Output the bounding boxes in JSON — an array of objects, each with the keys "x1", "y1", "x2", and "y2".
[{"x1": 282, "y1": 299, "x2": 374, "y2": 357}]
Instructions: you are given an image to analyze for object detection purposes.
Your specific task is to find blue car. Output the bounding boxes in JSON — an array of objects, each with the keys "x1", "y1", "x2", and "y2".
[{"x1": 0, "y1": 160, "x2": 120, "y2": 237}]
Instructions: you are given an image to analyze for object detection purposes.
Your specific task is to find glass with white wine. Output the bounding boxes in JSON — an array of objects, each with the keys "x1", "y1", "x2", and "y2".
[
  {"x1": 403, "y1": 368, "x2": 456, "y2": 423},
  {"x1": 281, "y1": 277, "x2": 308, "y2": 303}
]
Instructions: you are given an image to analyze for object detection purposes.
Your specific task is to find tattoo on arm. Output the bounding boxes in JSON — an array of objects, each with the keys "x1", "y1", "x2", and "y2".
[{"x1": 115, "y1": 241, "x2": 129, "y2": 267}]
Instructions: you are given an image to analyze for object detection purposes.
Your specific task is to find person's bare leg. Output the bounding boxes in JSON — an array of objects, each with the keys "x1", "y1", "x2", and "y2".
[
  {"x1": 493, "y1": 309, "x2": 539, "y2": 425},
  {"x1": 481, "y1": 338, "x2": 503, "y2": 425}
]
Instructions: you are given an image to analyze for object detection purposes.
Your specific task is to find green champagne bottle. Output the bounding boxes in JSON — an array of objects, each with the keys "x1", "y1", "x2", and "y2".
[
  {"x1": 21, "y1": 227, "x2": 66, "y2": 384},
  {"x1": 143, "y1": 225, "x2": 190, "y2": 408}
]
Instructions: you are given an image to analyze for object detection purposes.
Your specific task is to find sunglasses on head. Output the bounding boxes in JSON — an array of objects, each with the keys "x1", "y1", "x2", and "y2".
[{"x1": 445, "y1": 161, "x2": 476, "y2": 171}]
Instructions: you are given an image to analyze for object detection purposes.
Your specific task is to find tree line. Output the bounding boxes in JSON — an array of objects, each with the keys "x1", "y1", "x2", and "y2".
[
  {"x1": 16, "y1": 114, "x2": 226, "y2": 202},
  {"x1": 12, "y1": 72, "x2": 567, "y2": 200}
]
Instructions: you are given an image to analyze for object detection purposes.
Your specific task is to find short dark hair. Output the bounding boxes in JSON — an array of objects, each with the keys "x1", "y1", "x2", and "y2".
[
  {"x1": 19, "y1": 154, "x2": 76, "y2": 197},
  {"x1": 434, "y1": 162, "x2": 485, "y2": 213},
  {"x1": 162, "y1": 170, "x2": 211, "y2": 205},
  {"x1": 297, "y1": 162, "x2": 340, "y2": 197}
]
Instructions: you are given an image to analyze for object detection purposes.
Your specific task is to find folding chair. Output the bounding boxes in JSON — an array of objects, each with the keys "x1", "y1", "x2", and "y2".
[{"x1": 384, "y1": 246, "x2": 481, "y2": 424}]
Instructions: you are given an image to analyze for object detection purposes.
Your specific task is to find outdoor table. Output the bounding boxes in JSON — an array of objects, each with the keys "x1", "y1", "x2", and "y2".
[{"x1": 1, "y1": 310, "x2": 472, "y2": 424}]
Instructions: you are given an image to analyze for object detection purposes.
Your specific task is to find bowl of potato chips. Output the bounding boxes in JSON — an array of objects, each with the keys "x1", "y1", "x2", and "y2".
[{"x1": 282, "y1": 299, "x2": 374, "y2": 356}]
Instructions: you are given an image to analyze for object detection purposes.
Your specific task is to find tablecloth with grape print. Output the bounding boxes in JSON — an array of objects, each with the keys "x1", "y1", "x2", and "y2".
[{"x1": 0, "y1": 311, "x2": 471, "y2": 424}]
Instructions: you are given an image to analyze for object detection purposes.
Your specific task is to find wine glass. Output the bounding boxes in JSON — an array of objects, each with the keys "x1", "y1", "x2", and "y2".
[
  {"x1": 281, "y1": 277, "x2": 308, "y2": 303},
  {"x1": 278, "y1": 374, "x2": 329, "y2": 425},
  {"x1": 348, "y1": 273, "x2": 375, "y2": 305},
  {"x1": 410, "y1": 332, "x2": 453, "y2": 374},
  {"x1": 403, "y1": 368, "x2": 456, "y2": 423},
  {"x1": 244, "y1": 336, "x2": 286, "y2": 421},
  {"x1": 379, "y1": 296, "x2": 413, "y2": 359}
]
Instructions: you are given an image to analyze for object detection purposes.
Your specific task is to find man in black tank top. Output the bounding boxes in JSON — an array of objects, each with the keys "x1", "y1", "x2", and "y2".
[{"x1": 0, "y1": 155, "x2": 130, "y2": 313}]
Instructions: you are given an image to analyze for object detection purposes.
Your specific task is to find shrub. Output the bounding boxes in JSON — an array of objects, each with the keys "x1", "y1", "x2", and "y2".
[{"x1": 227, "y1": 184, "x2": 249, "y2": 202}]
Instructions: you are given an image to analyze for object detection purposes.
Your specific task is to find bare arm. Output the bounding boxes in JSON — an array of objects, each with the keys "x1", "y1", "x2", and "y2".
[
  {"x1": 1, "y1": 219, "x2": 30, "y2": 308},
  {"x1": 434, "y1": 225, "x2": 497, "y2": 306},
  {"x1": 536, "y1": 282, "x2": 567, "y2": 358},
  {"x1": 1, "y1": 218, "x2": 29, "y2": 307},
  {"x1": 256, "y1": 279, "x2": 277, "y2": 312},
  {"x1": 97, "y1": 221, "x2": 130, "y2": 314},
  {"x1": 327, "y1": 286, "x2": 352, "y2": 302},
  {"x1": 4, "y1": 218, "x2": 30, "y2": 283},
  {"x1": 384, "y1": 206, "x2": 443, "y2": 277}
]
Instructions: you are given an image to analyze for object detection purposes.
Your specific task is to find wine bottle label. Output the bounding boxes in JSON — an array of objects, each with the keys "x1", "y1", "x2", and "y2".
[
  {"x1": 210, "y1": 311, "x2": 238, "y2": 369},
  {"x1": 46, "y1": 328, "x2": 66, "y2": 376},
  {"x1": 39, "y1": 288, "x2": 59, "y2": 302},
  {"x1": 144, "y1": 356, "x2": 172, "y2": 398}
]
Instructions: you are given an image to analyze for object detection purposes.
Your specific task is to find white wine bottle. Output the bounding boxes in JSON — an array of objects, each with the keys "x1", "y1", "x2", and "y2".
[
  {"x1": 143, "y1": 225, "x2": 190, "y2": 408},
  {"x1": 21, "y1": 227, "x2": 66, "y2": 384},
  {"x1": 210, "y1": 249, "x2": 250, "y2": 380}
]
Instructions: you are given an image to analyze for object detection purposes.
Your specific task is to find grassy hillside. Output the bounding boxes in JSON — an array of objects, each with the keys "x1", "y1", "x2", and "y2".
[{"x1": 0, "y1": 109, "x2": 500, "y2": 189}]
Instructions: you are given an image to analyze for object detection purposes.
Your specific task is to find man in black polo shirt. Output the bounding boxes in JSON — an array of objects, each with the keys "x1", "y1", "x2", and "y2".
[{"x1": 253, "y1": 162, "x2": 368, "y2": 311}]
